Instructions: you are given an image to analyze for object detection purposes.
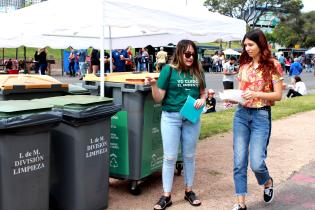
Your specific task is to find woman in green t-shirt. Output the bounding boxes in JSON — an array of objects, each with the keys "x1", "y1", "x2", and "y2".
[{"x1": 146, "y1": 40, "x2": 206, "y2": 210}]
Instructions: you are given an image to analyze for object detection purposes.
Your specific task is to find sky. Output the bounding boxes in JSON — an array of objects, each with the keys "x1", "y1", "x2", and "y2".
[
  {"x1": 301, "y1": 0, "x2": 315, "y2": 12},
  {"x1": 193, "y1": 0, "x2": 315, "y2": 13}
]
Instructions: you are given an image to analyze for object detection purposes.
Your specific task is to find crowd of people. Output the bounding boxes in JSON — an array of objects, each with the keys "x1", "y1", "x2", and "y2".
[{"x1": 62, "y1": 46, "x2": 164, "y2": 79}]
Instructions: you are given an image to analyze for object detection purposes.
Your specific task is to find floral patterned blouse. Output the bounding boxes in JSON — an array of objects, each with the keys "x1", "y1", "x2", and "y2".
[{"x1": 237, "y1": 62, "x2": 283, "y2": 108}]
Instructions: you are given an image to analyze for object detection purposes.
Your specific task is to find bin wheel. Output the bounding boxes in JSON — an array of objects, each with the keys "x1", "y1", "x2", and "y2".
[
  {"x1": 176, "y1": 161, "x2": 183, "y2": 176},
  {"x1": 129, "y1": 181, "x2": 141, "y2": 195}
]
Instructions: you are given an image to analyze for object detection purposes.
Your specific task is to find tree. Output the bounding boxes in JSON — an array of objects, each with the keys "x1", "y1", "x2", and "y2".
[
  {"x1": 203, "y1": 0, "x2": 303, "y2": 30},
  {"x1": 272, "y1": 11, "x2": 315, "y2": 48}
]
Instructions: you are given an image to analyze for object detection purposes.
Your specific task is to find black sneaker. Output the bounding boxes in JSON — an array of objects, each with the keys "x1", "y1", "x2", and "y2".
[
  {"x1": 232, "y1": 204, "x2": 247, "y2": 210},
  {"x1": 264, "y1": 178, "x2": 274, "y2": 203}
]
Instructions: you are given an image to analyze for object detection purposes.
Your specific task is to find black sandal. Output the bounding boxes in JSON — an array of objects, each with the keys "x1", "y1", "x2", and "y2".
[
  {"x1": 184, "y1": 191, "x2": 201, "y2": 206},
  {"x1": 153, "y1": 195, "x2": 172, "y2": 210}
]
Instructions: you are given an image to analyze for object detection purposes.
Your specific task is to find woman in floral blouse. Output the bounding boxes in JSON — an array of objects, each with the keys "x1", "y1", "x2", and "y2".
[{"x1": 232, "y1": 29, "x2": 283, "y2": 210}]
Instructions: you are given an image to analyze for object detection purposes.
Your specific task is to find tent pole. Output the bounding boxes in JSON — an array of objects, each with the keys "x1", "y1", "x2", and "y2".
[
  {"x1": 109, "y1": 26, "x2": 112, "y2": 73},
  {"x1": 100, "y1": 0, "x2": 105, "y2": 97},
  {"x1": 23, "y1": 46, "x2": 26, "y2": 72},
  {"x1": 2, "y1": 48, "x2": 4, "y2": 70},
  {"x1": 61, "y1": 49, "x2": 64, "y2": 76}
]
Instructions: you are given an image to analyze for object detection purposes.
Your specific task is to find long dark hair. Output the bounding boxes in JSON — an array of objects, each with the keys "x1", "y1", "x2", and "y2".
[
  {"x1": 171, "y1": 39, "x2": 205, "y2": 89},
  {"x1": 239, "y1": 29, "x2": 279, "y2": 82}
]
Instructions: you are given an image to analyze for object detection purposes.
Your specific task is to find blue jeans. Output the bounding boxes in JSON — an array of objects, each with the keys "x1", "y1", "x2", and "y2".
[
  {"x1": 39, "y1": 63, "x2": 47, "y2": 75},
  {"x1": 79, "y1": 62, "x2": 86, "y2": 75},
  {"x1": 161, "y1": 111, "x2": 200, "y2": 193},
  {"x1": 233, "y1": 105, "x2": 272, "y2": 196}
]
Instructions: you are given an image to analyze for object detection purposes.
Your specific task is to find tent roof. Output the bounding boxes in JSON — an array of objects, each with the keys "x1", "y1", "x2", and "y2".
[
  {"x1": 223, "y1": 48, "x2": 241, "y2": 55},
  {"x1": 0, "y1": 0, "x2": 246, "y2": 49},
  {"x1": 305, "y1": 47, "x2": 315, "y2": 54}
]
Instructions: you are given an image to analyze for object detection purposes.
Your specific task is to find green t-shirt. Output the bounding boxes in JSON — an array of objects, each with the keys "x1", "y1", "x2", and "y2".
[{"x1": 157, "y1": 64, "x2": 205, "y2": 112}]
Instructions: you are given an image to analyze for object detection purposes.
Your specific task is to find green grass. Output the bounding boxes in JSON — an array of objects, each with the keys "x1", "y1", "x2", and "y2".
[
  {"x1": 197, "y1": 41, "x2": 241, "y2": 49},
  {"x1": 200, "y1": 94, "x2": 315, "y2": 139},
  {"x1": 1, "y1": 47, "x2": 63, "y2": 60}
]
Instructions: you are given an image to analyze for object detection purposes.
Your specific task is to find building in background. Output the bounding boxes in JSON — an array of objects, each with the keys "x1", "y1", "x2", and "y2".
[{"x1": 0, "y1": 0, "x2": 46, "y2": 13}]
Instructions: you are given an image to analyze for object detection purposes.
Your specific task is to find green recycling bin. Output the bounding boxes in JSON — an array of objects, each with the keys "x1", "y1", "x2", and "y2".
[
  {"x1": 105, "y1": 78, "x2": 183, "y2": 195},
  {"x1": 0, "y1": 100, "x2": 61, "y2": 210},
  {"x1": 33, "y1": 95, "x2": 120, "y2": 210}
]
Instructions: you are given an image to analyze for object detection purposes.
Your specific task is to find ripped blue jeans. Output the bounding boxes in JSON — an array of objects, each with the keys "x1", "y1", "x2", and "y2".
[{"x1": 161, "y1": 111, "x2": 201, "y2": 193}]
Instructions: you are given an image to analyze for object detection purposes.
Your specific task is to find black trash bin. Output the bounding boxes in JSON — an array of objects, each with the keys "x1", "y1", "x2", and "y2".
[
  {"x1": 34, "y1": 95, "x2": 120, "y2": 210},
  {"x1": 0, "y1": 100, "x2": 61, "y2": 210}
]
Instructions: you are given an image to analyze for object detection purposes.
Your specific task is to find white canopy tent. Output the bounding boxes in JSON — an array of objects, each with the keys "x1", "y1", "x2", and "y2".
[
  {"x1": 0, "y1": 0, "x2": 246, "y2": 49},
  {"x1": 223, "y1": 48, "x2": 241, "y2": 55},
  {"x1": 305, "y1": 47, "x2": 315, "y2": 54},
  {"x1": 0, "y1": 0, "x2": 246, "y2": 96}
]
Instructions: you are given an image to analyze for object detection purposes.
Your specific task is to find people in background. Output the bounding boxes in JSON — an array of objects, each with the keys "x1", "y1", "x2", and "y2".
[
  {"x1": 125, "y1": 46, "x2": 133, "y2": 72},
  {"x1": 212, "y1": 51, "x2": 220, "y2": 72},
  {"x1": 90, "y1": 48, "x2": 100, "y2": 74},
  {"x1": 219, "y1": 51, "x2": 226, "y2": 72},
  {"x1": 286, "y1": 76, "x2": 307, "y2": 98},
  {"x1": 289, "y1": 58, "x2": 303, "y2": 84},
  {"x1": 135, "y1": 48, "x2": 142, "y2": 72},
  {"x1": 5, "y1": 58, "x2": 13, "y2": 70},
  {"x1": 284, "y1": 56, "x2": 292, "y2": 75},
  {"x1": 146, "y1": 39, "x2": 206, "y2": 210},
  {"x1": 104, "y1": 51, "x2": 111, "y2": 73},
  {"x1": 156, "y1": 47, "x2": 168, "y2": 72},
  {"x1": 77, "y1": 49, "x2": 87, "y2": 79},
  {"x1": 278, "y1": 52, "x2": 285, "y2": 73},
  {"x1": 68, "y1": 47, "x2": 76, "y2": 77},
  {"x1": 140, "y1": 47, "x2": 149, "y2": 71},
  {"x1": 38, "y1": 48, "x2": 48, "y2": 75},
  {"x1": 112, "y1": 48, "x2": 130, "y2": 72},
  {"x1": 34, "y1": 49, "x2": 40, "y2": 73},
  {"x1": 232, "y1": 29, "x2": 283, "y2": 210},
  {"x1": 222, "y1": 56, "x2": 238, "y2": 109},
  {"x1": 204, "y1": 89, "x2": 216, "y2": 113}
]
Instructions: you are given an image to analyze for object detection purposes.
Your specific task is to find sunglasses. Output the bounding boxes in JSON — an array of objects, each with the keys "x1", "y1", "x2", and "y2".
[{"x1": 184, "y1": 52, "x2": 195, "y2": 59}]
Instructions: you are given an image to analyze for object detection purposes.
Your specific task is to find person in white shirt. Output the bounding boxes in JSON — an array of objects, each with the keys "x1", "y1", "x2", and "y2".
[
  {"x1": 286, "y1": 76, "x2": 307, "y2": 98},
  {"x1": 222, "y1": 56, "x2": 238, "y2": 108},
  {"x1": 156, "y1": 47, "x2": 168, "y2": 72}
]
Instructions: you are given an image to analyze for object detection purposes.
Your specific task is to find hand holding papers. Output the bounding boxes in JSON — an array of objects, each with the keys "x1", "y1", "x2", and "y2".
[
  {"x1": 180, "y1": 95, "x2": 205, "y2": 124},
  {"x1": 219, "y1": 90, "x2": 245, "y2": 104}
]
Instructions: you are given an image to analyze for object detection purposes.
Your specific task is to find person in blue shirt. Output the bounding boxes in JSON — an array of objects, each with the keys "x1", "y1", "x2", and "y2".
[
  {"x1": 278, "y1": 53, "x2": 285, "y2": 73},
  {"x1": 289, "y1": 58, "x2": 303, "y2": 84},
  {"x1": 112, "y1": 49, "x2": 130, "y2": 72},
  {"x1": 78, "y1": 49, "x2": 87, "y2": 79}
]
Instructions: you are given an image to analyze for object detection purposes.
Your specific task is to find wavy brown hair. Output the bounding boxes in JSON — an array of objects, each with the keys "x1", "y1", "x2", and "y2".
[
  {"x1": 170, "y1": 39, "x2": 205, "y2": 90},
  {"x1": 239, "y1": 29, "x2": 280, "y2": 82}
]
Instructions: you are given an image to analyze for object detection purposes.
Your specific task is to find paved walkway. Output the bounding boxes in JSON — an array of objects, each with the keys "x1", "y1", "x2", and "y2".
[
  {"x1": 105, "y1": 111, "x2": 315, "y2": 210},
  {"x1": 253, "y1": 162, "x2": 315, "y2": 210}
]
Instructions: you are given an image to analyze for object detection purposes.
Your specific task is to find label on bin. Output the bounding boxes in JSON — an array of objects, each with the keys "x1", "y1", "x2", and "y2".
[
  {"x1": 12, "y1": 149, "x2": 45, "y2": 175},
  {"x1": 109, "y1": 111, "x2": 129, "y2": 176},
  {"x1": 141, "y1": 96, "x2": 163, "y2": 178},
  {"x1": 85, "y1": 136, "x2": 108, "y2": 158}
]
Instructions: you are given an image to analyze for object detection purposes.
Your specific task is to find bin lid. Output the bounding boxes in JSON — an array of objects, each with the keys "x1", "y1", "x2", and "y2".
[
  {"x1": 0, "y1": 75, "x2": 68, "y2": 93},
  {"x1": 0, "y1": 100, "x2": 53, "y2": 118},
  {"x1": 84, "y1": 72, "x2": 159, "y2": 84},
  {"x1": 33, "y1": 95, "x2": 120, "y2": 119},
  {"x1": 33, "y1": 95, "x2": 113, "y2": 109},
  {"x1": 68, "y1": 84, "x2": 90, "y2": 95},
  {"x1": 0, "y1": 100, "x2": 61, "y2": 130}
]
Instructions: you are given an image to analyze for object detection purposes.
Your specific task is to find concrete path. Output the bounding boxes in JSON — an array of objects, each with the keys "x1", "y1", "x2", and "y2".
[{"x1": 253, "y1": 162, "x2": 315, "y2": 210}]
